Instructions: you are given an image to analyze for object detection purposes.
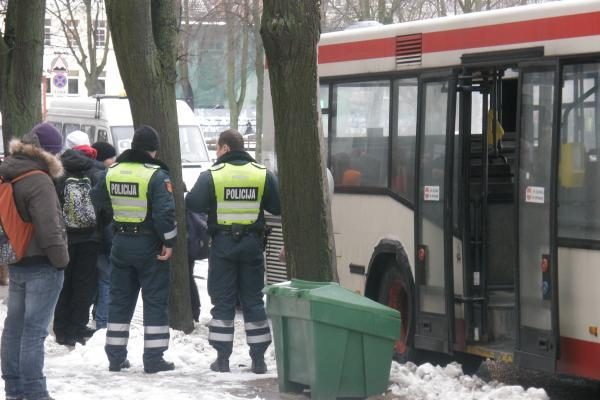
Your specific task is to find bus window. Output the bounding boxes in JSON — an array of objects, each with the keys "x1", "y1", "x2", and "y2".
[
  {"x1": 331, "y1": 80, "x2": 389, "y2": 188},
  {"x1": 558, "y1": 62, "x2": 600, "y2": 240},
  {"x1": 392, "y1": 78, "x2": 418, "y2": 201}
]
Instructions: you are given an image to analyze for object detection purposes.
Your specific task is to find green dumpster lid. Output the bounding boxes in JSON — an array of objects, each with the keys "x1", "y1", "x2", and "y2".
[{"x1": 264, "y1": 279, "x2": 399, "y2": 319}]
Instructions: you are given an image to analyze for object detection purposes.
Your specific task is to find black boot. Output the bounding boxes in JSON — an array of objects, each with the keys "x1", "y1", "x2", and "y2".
[
  {"x1": 109, "y1": 359, "x2": 131, "y2": 372},
  {"x1": 56, "y1": 334, "x2": 76, "y2": 347},
  {"x1": 210, "y1": 356, "x2": 230, "y2": 373},
  {"x1": 251, "y1": 357, "x2": 267, "y2": 374},
  {"x1": 144, "y1": 358, "x2": 175, "y2": 374}
]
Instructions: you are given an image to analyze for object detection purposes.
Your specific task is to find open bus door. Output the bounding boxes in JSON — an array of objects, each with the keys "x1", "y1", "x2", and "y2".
[
  {"x1": 514, "y1": 61, "x2": 559, "y2": 372},
  {"x1": 414, "y1": 72, "x2": 457, "y2": 353}
]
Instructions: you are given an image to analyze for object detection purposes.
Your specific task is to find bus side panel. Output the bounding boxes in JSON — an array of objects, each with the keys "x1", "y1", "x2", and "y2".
[
  {"x1": 556, "y1": 247, "x2": 600, "y2": 380},
  {"x1": 331, "y1": 194, "x2": 414, "y2": 294}
]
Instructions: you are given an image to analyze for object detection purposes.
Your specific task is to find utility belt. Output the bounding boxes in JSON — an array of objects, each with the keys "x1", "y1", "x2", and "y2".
[
  {"x1": 213, "y1": 224, "x2": 263, "y2": 242},
  {"x1": 113, "y1": 223, "x2": 154, "y2": 236}
]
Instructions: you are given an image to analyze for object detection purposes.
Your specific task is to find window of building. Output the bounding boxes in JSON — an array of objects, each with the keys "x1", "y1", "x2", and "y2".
[
  {"x1": 95, "y1": 20, "x2": 106, "y2": 47},
  {"x1": 96, "y1": 71, "x2": 106, "y2": 95},
  {"x1": 558, "y1": 62, "x2": 600, "y2": 241},
  {"x1": 66, "y1": 19, "x2": 79, "y2": 47},
  {"x1": 68, "y1": 78, "x2": 79, "y2": 95},
  {"x1": 330, "y1": 80, "x2": 390, "y2": 188},
  {"x1": 45, "y1": 77, "x2": 51, "y2": 94},
  {"x1": 45, "y1": 18, "x2": 52, "y2": 46}
]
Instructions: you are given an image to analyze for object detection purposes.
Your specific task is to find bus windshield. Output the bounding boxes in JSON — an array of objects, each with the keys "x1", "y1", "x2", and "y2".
[{"x1": 111, "y1": 125, "x2": 210, "y2": 163}]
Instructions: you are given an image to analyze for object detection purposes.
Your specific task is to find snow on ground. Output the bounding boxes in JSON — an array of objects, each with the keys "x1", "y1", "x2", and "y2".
[{"x1": 0, "y1": 260, "x2": 549, "y2": 400}]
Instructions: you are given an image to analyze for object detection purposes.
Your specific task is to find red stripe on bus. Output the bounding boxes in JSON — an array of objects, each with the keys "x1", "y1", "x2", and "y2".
[
  {"x1": 424, "y1": 12, "x2": 600, "y2": 53},
  {"x1": 319, "y1": 37, "x2": 396, "y2": 64},
  {"x1": 318, "y1": 12, "x2": 600, "y2": 64},
  {"x1": 558, "y1": 336, "x2": 600, "y2": 380}
]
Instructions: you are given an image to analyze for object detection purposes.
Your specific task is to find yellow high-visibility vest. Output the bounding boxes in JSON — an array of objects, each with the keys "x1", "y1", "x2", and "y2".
[
  {"x1": 211, "y1": 162, "x2": 267, "y2": 226},
  {"x1": 106, "y1": 162, "x2": 158, "y2": 223}
]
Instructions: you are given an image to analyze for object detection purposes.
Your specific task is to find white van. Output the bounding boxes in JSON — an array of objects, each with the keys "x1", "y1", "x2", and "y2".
[{"x1": 46, "y1": 96, "x2": 211, "y2": 190}]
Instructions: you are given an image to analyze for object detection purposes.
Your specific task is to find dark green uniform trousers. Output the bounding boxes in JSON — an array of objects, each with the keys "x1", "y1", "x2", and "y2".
[{"x1": 207, "y1": 231, "x2": 271, "y2": 360}]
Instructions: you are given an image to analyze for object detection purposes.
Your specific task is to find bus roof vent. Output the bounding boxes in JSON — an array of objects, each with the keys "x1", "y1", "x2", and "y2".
[{"x1": 396, "y1": 34, "x2": 422, "y2": 67}]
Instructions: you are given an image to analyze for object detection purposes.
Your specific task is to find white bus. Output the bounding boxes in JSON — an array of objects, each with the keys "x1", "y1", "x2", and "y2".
[
  {"x1": 46, "y1": 96, "x2": 211, "y2": 190},
  {"x1": 262, "y1": 0, "x2": 600, "y2": 380}
]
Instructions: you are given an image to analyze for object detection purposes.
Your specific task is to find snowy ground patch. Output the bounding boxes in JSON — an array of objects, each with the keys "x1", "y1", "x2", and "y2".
[{"x1": 0, "y1": 260, "x2": 549, "y2": 399}]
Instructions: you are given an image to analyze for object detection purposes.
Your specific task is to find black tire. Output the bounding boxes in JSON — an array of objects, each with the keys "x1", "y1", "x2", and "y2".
[
  {"x1": 377, "y1": 262, "x2": 417, "y2": 363},
  {"x1": 377, "y1": 262, "x2": 483, "y2": 374}
]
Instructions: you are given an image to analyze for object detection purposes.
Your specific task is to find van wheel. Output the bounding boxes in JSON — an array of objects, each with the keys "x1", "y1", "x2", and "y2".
[{"x1": 377, "y1": 263, "x2": 416, "y2": 363}]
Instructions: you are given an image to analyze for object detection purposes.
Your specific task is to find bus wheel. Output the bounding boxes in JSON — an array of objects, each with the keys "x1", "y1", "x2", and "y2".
[{"x1": 377, "y1": 263, "x2": 415, "y2": 363}]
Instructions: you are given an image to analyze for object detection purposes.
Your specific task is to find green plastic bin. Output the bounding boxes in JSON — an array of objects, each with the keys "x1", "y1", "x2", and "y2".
[{"x1": 264, "y1": 279, "x2": 400, "y2": 400}]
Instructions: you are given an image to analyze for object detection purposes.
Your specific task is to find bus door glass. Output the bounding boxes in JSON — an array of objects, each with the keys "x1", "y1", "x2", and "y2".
[
  {"x1": 415, "y1": 74, "x2": 457, "y2": 353},
  {"x1": 516, "y1": 62, "x2": 558, "y2": 371}
]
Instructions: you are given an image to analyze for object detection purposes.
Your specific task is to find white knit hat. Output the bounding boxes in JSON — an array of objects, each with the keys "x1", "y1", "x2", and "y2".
[{"x1": 65, "y1": 130, "x2": 90, "y2": 149}]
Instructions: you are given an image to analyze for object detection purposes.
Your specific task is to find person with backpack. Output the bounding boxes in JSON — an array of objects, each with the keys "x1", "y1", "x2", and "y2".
[
  {"x1": 90, "y1": 141, "x2": 117, "y2": 330},
  {"x1": 53, "y1": 130, "x2": 102, "y2": 347},
  {"x1": 92, "y1": 125, "x2": 177, "y2": 374},
  {"x1": 0, "y1": 123, "x2": 69, "y2": 400}
]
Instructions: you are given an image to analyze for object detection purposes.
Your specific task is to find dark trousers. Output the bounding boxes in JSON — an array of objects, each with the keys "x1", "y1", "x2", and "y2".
[
  {"x1": 207, "y1": 232, "x2": 271, "y2": 360},
  {"x1": 105, "y1": 235, "x2": 171, "y2": 366},
  {"x1": 189, "y1": 259, "x2": 201, "y2": 322},
  {"x1": 53, "y1": 241, "x2": 99, "y2": 338}
]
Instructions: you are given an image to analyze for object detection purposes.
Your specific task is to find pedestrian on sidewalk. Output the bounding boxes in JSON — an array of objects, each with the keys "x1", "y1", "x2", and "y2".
[
  {"x1": 53, "y1": 131, "x2": 102, "y2": 347},
  {"x1": 0, "y1": 123, "x2": 69, "y2": 400},
  {"x1": 92, "y1": 125, "x2": 177, "y2": 374},
  {"x1": 186, "y1": 129, "x2": 281, "y2": 374},
  {"x1": 90, "y1": 141, "x2": 117, "y2": 330}
]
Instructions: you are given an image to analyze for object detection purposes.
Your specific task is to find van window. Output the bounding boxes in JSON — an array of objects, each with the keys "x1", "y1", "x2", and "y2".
[
  {"x1": 179, "y1": 126, "x2": 210, "y2": 163},
  {"x1": 111, "y1": 125, "x2": 210, "y2": 163},
  {"x1": 81, "y1": 124, "x2": 95, "y2": 142},
  {"x1": 97, "y1": 129, "x2": 109, "y2": 143},
  {"x1": 63, "y1": 123, "x2": 81, "y2": 137}
]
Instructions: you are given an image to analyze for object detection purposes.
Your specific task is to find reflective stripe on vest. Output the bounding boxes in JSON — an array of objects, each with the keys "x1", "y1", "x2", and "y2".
[
  {"x1": 106, "y1": 162, "x2": 158, "y2": 223},
  {"x1": 210, "y1": 162, "x2": 267, "y2": 226}
]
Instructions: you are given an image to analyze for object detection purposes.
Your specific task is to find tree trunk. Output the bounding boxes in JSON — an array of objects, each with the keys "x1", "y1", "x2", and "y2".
[
  {"x1": 0, "y1": 0, "x2": 45, "y2": 150},
  {"x1": 251, "y1": 0, "x2": 263, "y2": 162},
  {"x1": 261, "y1": 0, "x2": 338, "y2": 282},
  {"x1": 105, "y1": 0, "x2": 193, "y2": 333}
]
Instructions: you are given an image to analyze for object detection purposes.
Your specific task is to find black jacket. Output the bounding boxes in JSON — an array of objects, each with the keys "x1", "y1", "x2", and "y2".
[
  {"x1": 185, "y1": 150, "x2": 281, "y2": 232},
  {"x1": 91, "y1": 149, "x2": 177, "y2": 248}
]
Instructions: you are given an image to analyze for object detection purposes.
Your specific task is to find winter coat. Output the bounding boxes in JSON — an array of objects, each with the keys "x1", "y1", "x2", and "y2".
[
  {"x1": 55, "y1": 149, "x2": 102, "y2": 244},
  {"x1": 0, "y1": 140, "x2": 69, "y2": 269}
]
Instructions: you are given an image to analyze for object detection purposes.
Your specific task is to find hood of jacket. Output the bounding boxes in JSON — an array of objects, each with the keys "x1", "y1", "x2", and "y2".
[
  {"x1": 116, "y1": 148, "x2": 170, "y2": 171},
  {"x1": 0, "y1": 139, "x2": 64, "y2": 180},
  {"x1": 61, "y1": 149, "x2": 94, "y2": 174},
  {"x1": 213, "y1": 150, "x2": 256, "y2": 166}
]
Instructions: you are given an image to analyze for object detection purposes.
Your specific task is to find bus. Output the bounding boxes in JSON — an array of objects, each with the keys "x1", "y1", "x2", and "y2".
[{"x1": 262, "y1": 0, "x2": 600, "y2": 380}]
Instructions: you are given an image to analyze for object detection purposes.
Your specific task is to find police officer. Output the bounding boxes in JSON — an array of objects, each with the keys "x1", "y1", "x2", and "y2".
[
  {"x1": 186, "y1": 129, "x2": 280, "y2": 374},
  {"x1": 92, "y1": 125, "x2": 177, "y2": 374}
]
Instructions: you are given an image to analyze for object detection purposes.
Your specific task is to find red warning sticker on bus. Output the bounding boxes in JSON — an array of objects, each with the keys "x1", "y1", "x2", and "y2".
[
  {"x1": 525, "y1": 186, "x2": 545, "y2": 204},
  {"x1": 424, "y1": 185, "x2": 440, "y2": 201}
]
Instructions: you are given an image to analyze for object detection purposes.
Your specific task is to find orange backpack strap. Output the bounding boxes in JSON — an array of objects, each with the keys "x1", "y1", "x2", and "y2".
[{"x1": 10, "y1": 170, "x2": 47, "y2": 184}]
